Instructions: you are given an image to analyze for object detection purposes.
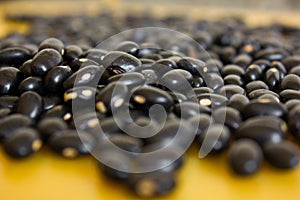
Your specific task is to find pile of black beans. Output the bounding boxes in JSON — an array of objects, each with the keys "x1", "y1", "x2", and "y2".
[{"x1": 1, "y1": 14, "x2": 300, "y2": 198}]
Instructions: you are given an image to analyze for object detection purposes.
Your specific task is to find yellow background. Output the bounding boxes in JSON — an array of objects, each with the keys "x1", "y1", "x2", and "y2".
[{"x1": 1, "y1": 1, "x2": 300, "y2": 200}]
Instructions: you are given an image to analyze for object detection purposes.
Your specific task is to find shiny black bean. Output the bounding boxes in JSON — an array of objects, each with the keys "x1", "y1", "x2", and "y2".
[
  {"x1": 258, "y1": 94, "x2": 280, "y2": 102},
  {"x1": 0, "y1": 114, "x2": 33, "y2": 141},
  {"x1": 41, "y1": 105, "x2": 72, "y2": 122},
  {"x1": 18, "y1": 76, "x2": 43, "y2": 94},
  {"x1": 197, "y1": 124, "x2": 231, "y2": 155},
  {"x1": 285, "y1": 99, "x2": 300, "y2": 111},
  {"x1": 37, "y1": 117, "x2": 68, "y2": 140},
  {"x1": 228, "y1": 139, "x2": 263, "y2": 175},
  {"x1": 252, "y1": 59, "x2": 271, "y2": 72},
  {"x1": 197, "y1": 93, "x2": 228, "y2": 108},
  {"x1": 263, "y1": 141, "x2": 299, "y2": 169},
  {"x1": 128, "y1": 173, "x2": 176, "y2": 198},
  {"x1": 235, "y1": 116, "x2": 287, "y2": 145},
  {"x1": 43, "y1": 95, "x2": 61, "y2": 111},
  {"x1": 188, "y1": 114, "x2": 213, "y2": 136},
  {"x1": 255, "y1": 48, "x2": 287, "y2": 61},
  {"x1": 3, "y1": 128, "x2": 42, "y2": 158},
  {"x1": 248, "y1": 89, "x2": 279, "y2": 99},
  {"x1": 242, "y1": 99, "x2": 287, "y2": 119},
  {"x1": 281, "y1": 74, "x2": 300, "y2": 91},
  {"x1": 160, "y1": 69, "x2": 193, "y2": 93},
  {"x1": 96, "y1": 82, "x2": 128, "y2": 114},
  {"x1": 151, "y1": 59, "x2": 177, "y2": 77},
  {"x1": 131, "y1": 86, "x2": 173, "y2": 110},
  {"x1": 192, "y1": 87, "x2": 213, "y2": 95},
  {"x1": 0, "y1": 108, "x2": 11, "y2": 118},
  {"x1": 280, "y1": 89, "x2": 300, "y2": 102},
  {"x1": 63, "y1": 45, "x2": 83, "y2": 62},
  {"x1": 141, "y1": 69, "x2": 158, "y2": 85},
  {"x1": 39, "y1": 37, "x2": 64, "y2": 54},
  {"x1": 282, "y1": 55, "x2": 300, "y2": 71},
  {"x1": 44, "y1": 66, "x2": 72, "y2": 93},
  {"x1": 85, "y1": 48, "x2": 107, "y2": 64},
  {"x1": 221, "y1": 64, "x2": 245, "y2": 77},
  {"x1": 204, "y1": 73, "x2": 224, "y2": 91},
  {"x1": 69, "y1": 58, "x2": 99, "y2": 72},
  {"x1": 224, "y1": 74, "x2": 244, "y2": 86},
  {"x1": 16, "y1": 91, "x2": 43, "y2": 120},
  {"x1": 48, "y1": 130, "x2": 95, "y2": 158},
  {"x1": 191, "y1": 77, "x2": 205, "y2": 88},
  {"x1": 245, "y1": 81, "x2": 269, "y2": 94},
  {"x1": 173, "y1": 102, "x2": 210, "y2": 119},
  {"x1": 137, "y1": 43, "x2": 161, "y2": 58},
  {"x1": 289, "y1": 66, "x2": 300, "y2": 76},
  {"x1": 0, "y1": 47, "x2": 32, "y2": 67},
  {"x1": 63, "y1": 65, "x2": 107, "y2": 90},
  {"x1": 168, "y1": 91, "x2": 188, "y2": 103},
  {"x1": 233, "y1": 54, "x2": 252, "y2": 69},
  {"x1": 177, "y1": 57, "x2": 206, "y2": 77},
  {"x1": 115, "y1": 41, "x2": 139, "y2": 55},
  {"x1": 108, "y1": 72, "x2": 145, "y2": 89},
  {"x1": 212, "y1": 107, "x2": 241, "y2": 130},
  {"x1": 244, "y1": 64, "x2": 262, "y2": 83},
  {"x1": 288, "y1": 105, "x2": 300, "y2": 141},
  {"x1": 64, "y1": 86, "x2": 97, "y2": 108},
  {"x1": 271, "y1": 61, "x2": 286, "y2": 78},
  {"x1": 0, "y1": 67, "x2": 23, "y2": 95},
  {"x1": 103, "y1": 51, "x2": 142, "y2": 72},
  {"x1": 0, "y1": 96, "x2": 19, "y2": 109},
  {"x1": 31, "y1": 48, "x2": 63, "y2": 76},
  {"x1": 265, "y1": 68, "x2": 281, "y2": 90},
  {"x1": 218, "y1": 85, "x2": 245, "y2": 99},
  {"x1": 19, "y1": 59, "x2": 33, "y2": 77}
]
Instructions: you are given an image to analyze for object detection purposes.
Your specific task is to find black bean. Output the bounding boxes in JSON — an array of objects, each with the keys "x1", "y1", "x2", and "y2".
[
  {"x1": 37, "y1": 117, "x2": 68, "y2": 140},
  {"x1": 0, "y1": 114, "x2": 33, "y2": 141},
  {"x1": 18, "y1": 76, "x2": 43, "y2": 94},
  {"x1": 204, "y1": 73, "x2": 224, "y2": 91},
  {"x1": 265, "y1": 68, "x2": 281, "y2": 91},
  {"x1": 197, "y1": 93, "x2": 228, "y2": 108},
  {"x1": 3, "y1": 128, "x2": 42, "y2": 158},
  {"x1": 103, "y1": 51, "x2": 142, "y2": 72},
  {"x1": 173, "y1": 102, "x2": 210, "y2": 119},
  {"x1": 285, "y1": 99, "x2": 300, "y2": 111},
  {"x1": 228, "y1": 139, "x2": 263, "y2": 175},
  {"x1": 280, "y1": 89, "x2": 300, "y2": 102},
  {"x1": 0, "y1": 47, "x2": 32, "y2": 67},
  {"x1": 192, "y1": 87, "x2": 213, "y2": 95},
  {"x1": 289, "y1": 66, "x2": 300, "y2": 76},
  {"x1": 69, "y1": 58, "x2": 99, "y2": 72},
  {"x1": 108, "y1": 72, "x2": 145, "y2": 89},
  {"x1": 191, "y1": 77, "x2": 205, "y2": 88},
  {"x1": 151, "y1": 59, "x2": 177, "y2": 77},
  {"x1": 64, "y1": 86, "x2": 97, "y2": 108},
  {"x1": 141, "y1": 69, "x2": 158, "y2": 85},
  {"x1": 0, "y1": 67, "x2": 23, "y2": 95},
  {"x1": 255, "y1": 48, "x2": 287, "y2": 61},
  {"x1": 288, "y1": 105, "x2": 300, "y2": 141},
  {"x1": 63, "y1": 45, "x2": 83, "y2": 62},
  {"x1": 245, "y1": 81, "x2": 269, "y2": 94},
  {"x1": 168, "y1": 91, "x2": 188, "y2": 103},
  {"x1": 233, "y1": 54, "x2": 252, "y2": 69},
  {"x1": 263, "y1": 141, "x2": 299, "y2": 169},
  {"x1": 48, "y1": 129, "x2": 95, "y2": 158},
  {"x1": 19, "y1": 59, "x2": 33, "y2": 77},
  {"x1": 44, "y1": 66, "x2": 72, "y2": 93},
  {"x1": 188, "y1": 114, "x2": 213, "y2": 136},
  {"x1": 39, "y1": 37, "x2": 64, "y2": 54},
  {"x1": 235, "y1": 116, "x2": 287, "y2": 145},
  {"x1": 85, "y1": 48, "x2": 107, "y2": 64},
  {"x1": 241, "y1": 99, "x2": 287, "y2": 119},
  {"x1": 248, "y1": 89, "x2": 279, "y2": 99},
  {"x1": 131, "y1": 86, "x2": 173, "y2": 110},
  {"x1": 41, "y1": 105, "x2": 72, "y2": 122},
  {"x1": 281, "y1": 74, "x2": 300, "y2": 91},
  {"x1": 115, "y1": 41, "x2": 139, "y2": 55},
  {"x1": 212, "y1": 107, "x2": 241, "y2": 130},
  {"x1": 31, "y1": 48, "x2": 63, "y2": 76},
  {"x1": 104, "y1": 134, "x2": 143, "y2": 153},
  {"x1": 221, "y1": 64, "x2": 245, "y2": 77},
  {"x1": 224, "y1": 74, "x2": 244, "y2": 86},
  {"x1": 16, "y1": 91, "x2": 43, "y2": 120},
  {"x1": 218, "y1": 85, "x2": 245, "y2": 99},
  {"x1": 252, "y1": 59, "x2": 271, "y2": 72},
  {"x1": 177, "y1": 57, "x2": 206, "y2": 77},
  {"x1": 244, "y1": 64, "x2": 262, "y2": 83},
  {"x1": 160, "y1": 69, "x2": 193, "y2": 93},
  {"x1": 137, "y1": 43, "x2": 161, "y2": 58},
  {"x1": 282, "y1": 55, "x2": 300, "y2": 71},
  {"x1": 42, "y1": 95, "x2": 61, "y2": 111},
  {"x1": 271, "y1": 61, "x2": 286, "y2": 78},
  {"x1": 0, "y1": 96, "x2": 19, "y2": 109},
  {"x1": 0, "y1": 108, "x2": 11, "y2": 118}
]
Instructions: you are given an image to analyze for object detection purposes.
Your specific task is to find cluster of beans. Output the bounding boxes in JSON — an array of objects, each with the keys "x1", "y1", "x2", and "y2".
[{"x1": 1, "y1": 14, "x2": 300, "y2": 197}]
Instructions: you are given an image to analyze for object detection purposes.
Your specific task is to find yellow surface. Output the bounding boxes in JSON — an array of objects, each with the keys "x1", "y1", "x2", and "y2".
[{"x1": 1, "y1": 1, "x2": 300, "y2": 200}]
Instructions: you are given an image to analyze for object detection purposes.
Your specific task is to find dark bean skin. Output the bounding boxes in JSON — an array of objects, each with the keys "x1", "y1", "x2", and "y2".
[
  {"x1": 177, "y1": 57, "x2": 206, "y2": 77},
  {"x1": 151, "y1": 59, "x2": 177, "y2": 77},
  {"x1": 31, "y1": 48, "x2": 63, "y2": 76},
  {"x1": 228, "y1": 139, "x2": 263, "y2": 175},
  {"x1": 96, "y1": 82, "x2": 128, "y2": 114},
  {"x1": 191, "y1": 77, "x2": 205, "y2": 88},
  {"x1": 160, "y1": 69, "x2": 193, "y2": 93},
  {"x1": 98, "y1": 117, "x2": 124, "y2": 136},
  {"x1": 288, "y1": 105, "x2": 300, "y2": 141},
  {"x1": 217, "y1": 85, "x2": 244, "y2": 99},
  {"x1": 48, "y1": 130, "x2": 95, "y2": 158},
  {"x1": 197, "y1": 93, "x2": 228, "y2": 108},
  {"x1": 37, "y1": 117, "x2": 68, "y2": 141},
  {"x1": 221, "y1": 64, "x2": 245, "y2": 77},
  {"x1": 44, "y1": 66, "x2": 72, "y2": 93},
  {"x1": 255, "y1": 48, "x2": 287, "y2": 61},
  {"x1": 224, "y1": 74, "x2": 244, "y2": 86},
  {"x1": 233, "y1": 54, "x2": 252, "y2": 69},
  {"x1": 0, "y1": 47, "x2": 32, "y2": 67},
  {"x1": 0, "y1": 96, "x2": 19, "y2": 109},
  {"x1": 39, "y1": 37, "x2": 64, "y2": 54},
  {"x1": 252, "y1": 59, "x2": 271, "y2": 71},
  {"x1": 265, "y1": 68, "x2": 281, "y2": 91},
  {"x1": 188, "y1": 114, "x2": 213, "y2": 136},
  {"x1": 116, "y1": 41, "x2": 139, "y2": 55},
  {"x1": 43, "y1": 95, "x2": 61, "y2": 111},
  {"x1": 244, "y1": 64, "x2": 262, "y2": 83},
  {"x1": 263, "y1": 141, "x2": 299, "y2": 169},
  {"x1": 289, "y1": 66, "x2": 300, "y2": 76},
  {"x1": 0, "y1": 67, "x2": 23, "y2": 95},
  {"x1": 173, "y1": 102, "x2": 210, "y2": 119},
  {"x1": 141, "y1": 69, "x2": 158, "y2": 84},
  {"x1": 108, "y1": 72, "x2": 145, "y2": 89},
  {"x1": 281, "y1": 74, "x2": 300, "y2": 91},
  {"x1": 242, "y1": 99, "x2": 287, "y2": 119},
  {"x1": 128, "y1": 173, "x2": 176, "y2": 198},
  {"x1": 0, "y1": 108, "x2": 11, "y2": 118},
  {"x1": 104, "y1": 134, "x2": 143, "y2": 153},
  {"x1": 18, "y1": 76, "x2": 43, "y2": 94},
  {"x1": 41, "y1": 105, "x2": 72, "y2": 122},
  {"x1": 85, "y1": 48, "x2": 107, "y2": 64},
  {"x1": 271, "y1": 61, "x2": 286, "y2": 78},
  {"x1": 168, "y1": 91, "x2": 188, "y2": 103},
  {"x1": 212, "y1": 107, "x2": 241, "y2": 130},
  {"x1": 285, "y1": 99, "x2": 300, "y2": 111},
  {"x1": 63, "y1": 45, "x2": 83, "y2": 62},
  {"x1": 245, "y1": 81, "x2": 269, "y2": 94},
  {"x1": 248, "y1": 89, "x2": 279, "y2": 100},
  {"x1": 192, "y1": 87, "x2": 213, "y2": 95},
  {"x1": 69, "y1": 58, "x2": 99, "y2": 72},
  {"x1": 3, "y1": 127, "x2": 42, "y2": 158},
  {"x1": 282, "y1": 55, "x2": 300, "y2": 71},
  {"x1": 197, "y1": 124, "x2": 231, "y2": 154},
  {"x1": 235, "y1": 116, "x2": 287, "y2": 145},
  {"x1": 19, "y1": 59, "x2": 33, "y2": 77},
  {"x1": 131, "y1": 86, "x2": 174, "y2": 110},
  {"x1": 137, "y1": 43, "x2": 161, "y2": 58},
  {"x1": 103, "y1": 51, "x2": 142, "y2": 72},
  {"x1": 16, "y1": 91, "x2": 43, "y2": 120},
  {"x1": 280, "y1": 89, "x2": 300, "y2": 102},
  {"x1": 219, "y1": 46, "x2": 236, "y2": 64},
  {"x1": 205, "y1": 73, "x2": 224, "y2": 91},
  {"x1": 64, "y1": 86, "x2": 97, "y2": 108},
  {"x1": 0, "y1": 114, "x2": 33, "y2": 141}
]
